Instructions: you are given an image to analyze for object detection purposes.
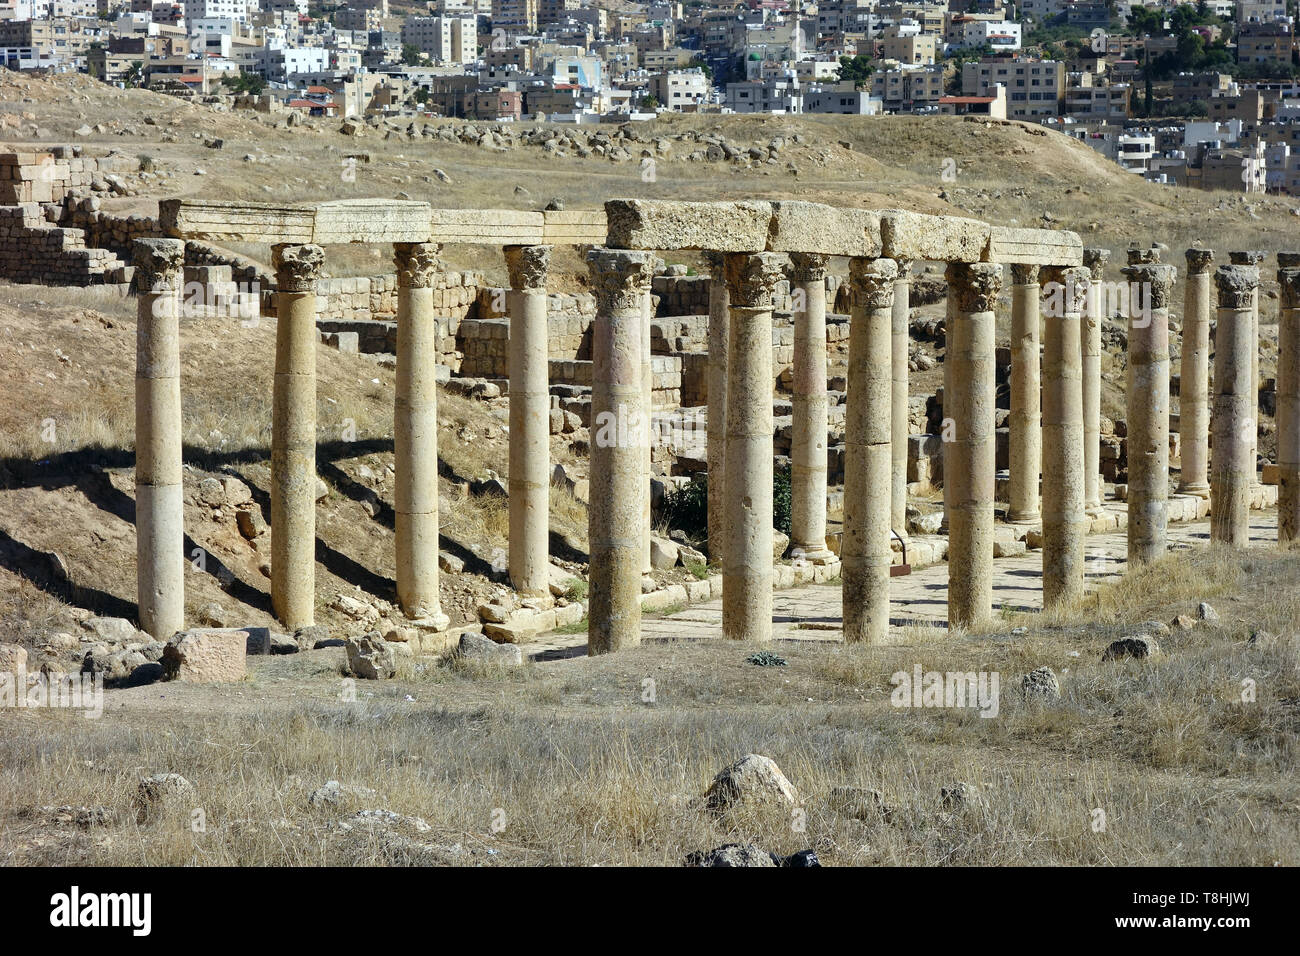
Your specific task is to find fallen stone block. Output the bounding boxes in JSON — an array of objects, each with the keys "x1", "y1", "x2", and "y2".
[{"x1": 162, "y1": 629, "x2": 247, "y2": 683}]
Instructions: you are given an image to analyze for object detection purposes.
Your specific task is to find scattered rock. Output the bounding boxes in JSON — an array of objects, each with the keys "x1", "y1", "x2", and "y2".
[
  {"x1": 829, "y1": 785, "x2": 893, "y2": 821},
  {"x1": 345, "y1": 633, "x2": 397, "y2": 679},
  {"x1": 1020, "y1": 666, "x2": 1060, "y2": 701},
  {"x1": 457, "y1": 631, "x2": 523, "y2": 665},
  {"x1": 1197, "y1": 602, "x2": 1220, "y2": 624},
  {"x1": 308, "y1": 780, "x2": 377, "y2": 808},
  {"x1": 704, "y1": 754, "x2": 798, "y2": 812},
  {"x1": 684, "y1": 843, "x2": 779, "y2": 867},
  {"x1": 1170, "y1": 613, "x2": 1196, "y2": 631},
  {"x1": 135, "y1": 773, "x2": 196, "y2": 824},
  {"x1": 162, "y1": 629, "x2": 248, "y2": 682},
  {"x1": 649, "y1": 536, "x2": 679, "y2": 570},
  {"x1": 1102, "y1": 635, "x2": 1159, "y2": 661}
]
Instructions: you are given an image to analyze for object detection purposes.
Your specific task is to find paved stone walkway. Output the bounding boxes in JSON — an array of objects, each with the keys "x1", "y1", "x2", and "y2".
[{"x1": 530, "y1": 510, "x2": 1280, "y2": 659}]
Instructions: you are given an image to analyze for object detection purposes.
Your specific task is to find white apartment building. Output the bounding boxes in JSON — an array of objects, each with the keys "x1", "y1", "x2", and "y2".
[
  {"x1": 401, "y1": 15, "x2": 476, "y2": 65},
  {"x1": 183, "y1": 0, "x2": 256, "y2": 25},
  {"x1": 649, "y1": 68, "x2": 708, "y2": 110}
]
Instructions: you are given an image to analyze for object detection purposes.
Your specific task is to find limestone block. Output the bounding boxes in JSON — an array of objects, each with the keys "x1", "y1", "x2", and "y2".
[
  {"x1": 767, "y1": 201, "x2": 882, "y2": 257},
  {"x1": 880, "y1": 209, "x2": 989, "y2": 263},
  {"x1": 604, "y1": 199, "x2": 772, "y2": 252},
  {"x1": 313, "y1": 199, "x2": 432, "y2": 244},
  {"x1": 431, "y1": 207, "x2": 543, "y2": 245},
  {"x1": 160, "y1": 199, "x2": 315, "y2": 243},
  {"x1": 543, "y1": 208, "x2": 607, "y2": 245},
  {"x1": 985, "y1": 226, "x2": 1083, "y2": 266},
  {"x1": 162, "y1": 629, "x2": 248, "y2": 683}
]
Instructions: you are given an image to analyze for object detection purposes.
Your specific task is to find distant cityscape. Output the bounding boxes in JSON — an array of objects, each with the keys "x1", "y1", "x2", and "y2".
[{"x1": 2, "y1": 0, "x2": 1299, "y2": 192}]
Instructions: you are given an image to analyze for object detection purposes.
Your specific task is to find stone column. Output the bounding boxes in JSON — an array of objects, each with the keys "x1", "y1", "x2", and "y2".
[
  {"x1": 944, "y1": 262, "x2": 1001, "y2": 629},
  {"x1": 1211, "y1": 264, "x2": 1260, "y2": 547},
  {"x1": 704, "y1": 251, "x2": 729, "y2": 566},
  {"x1": 271, "y1": 243, "x2": 324, "y2": 630},
  {"x1": 393, "y1": 242, "x2": 449, "y2": 626},
  {"x1": 1178, "y1": 248, "x2": 1214, "y2": 497},
  {"x1": 505, "y1": 244, "x2": 552, "y2": 598},
  {"x1": 1277, "y1": 253, "x2": 1300, "y2": 544},
  {"x1": 134, "y1": 238, "x2": 186, "y2": 641},
  {"x1": 940, "y1": 290, "x2": 954, "y2": 535},
  {"x1": 891, "y1": 259, "x2": 912, "y2": 533},
  {"x1": 1040, "y1": 266, "x2": 1087, "y2": 607},
  {"x1": 1230, "y1": 250, "x2": 1266, "y2": 488},
  {"x1": 641, "y1": 287, "x2": 654, "y2": 575},
  {"x1": 587, "y1": 249, "x2": 654, "y2": 654},
  {"x1": 1007, "y1": 263, "x2": 1042, "y2": 524},
  {"x1": 843, "y1": 257, "x2": 896, "y2": 644},
  {"x1": 1123, "y1": 258, "x2": 1176, "y2": 566},
  {"x1": 1081, "y1": 248, "x2": 1110, "y2": 515},
  {"x1": 722, "y1": 252, "x2": 783, "y2": 643},
  {"x1": 788, "y1": 252, "x2": 833, "y2": 563}
]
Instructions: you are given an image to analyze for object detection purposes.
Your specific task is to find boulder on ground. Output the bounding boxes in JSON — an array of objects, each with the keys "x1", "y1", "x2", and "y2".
[
  {"x1": 135, "y1": 773, "x2": 196, "y2": 824},
  {"x1": 457, "y1": 631, "x2": 523, "y2": 665},
  {"x1": 1102, "y1": 635, "x2": 1159, "y2": 661},
  {"x1": 345, "y1": 633, "x2": 398, "y2": 679},
  {"x1": 704, "y1": 754, "x2": 798, "y2": 812},
  {"x1": 161, "y1": 629, "x2": 248, "y2": 683},
  {"x1": 1020, "y1": 666, "x2": 1060, "y2": 701}
]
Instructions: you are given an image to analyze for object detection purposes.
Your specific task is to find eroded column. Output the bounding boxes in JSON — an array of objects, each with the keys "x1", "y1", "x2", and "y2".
[
  {"x1": 134, "y1": 238, "x2": 186, "y2": 640},
  {"x1": 1230, "y1": 250, "x2": 1266, "y2": 489},
  {"x1": 587, "y1": 249, "x2": 654, "y2": 654},
  {"x1": 722, "y1": 252, "x2": 783, "y2": 643},
  {"x1": 1178, "y1": 248, "x2": 1214, "y2": 497},
  {"x1": 271, "y1": 243, "x2": 324, "y2": 629},
  {"x1": 1211, "y1": 264, "x2": 1259, "y2": 547},
  {"x1": 1123, "y1": 257, "x2": 1176, "y2": 566},
  {"x1": 843, "y1": 257, "x2": 896, "y2": 644},
  {"x1": 1040, "y1": 266, "x2": 1087, "y2": 607},
  {"x1": 1277, "y1": 253, "x2": 1300, "y2": 544},
  {"x1": 788, "y1": 252, "x2": 833, "y2": 563},
  {"x1": 945, "y1": 262, "x2": 1001, "y2": 629},
  {"x1": 641, "y1": 286, "x2": 654, "y2": 575},
  {"x1": 394, "y1": 242, "x2": 448, "y2": 625},
  {"x1": 891, "y1": 259, "x2": 912, "y2": 533},
  {"x1": 705, "y1": 251, "x2": 729, "y2": 565},
  {"x1": 505, "y1": 244, "x2": 552, "y2": 598},
  {"x1": 1081, "y1": 248, "x2": 1110, "y2": 515},
  {"x1": 1007, "y1": 263, "x2": 1042, "y2": 524}
]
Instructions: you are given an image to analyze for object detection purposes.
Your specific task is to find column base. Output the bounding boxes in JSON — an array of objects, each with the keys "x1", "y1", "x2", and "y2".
[
  {"x1": 1005, "y1": 511, "x2": 1041, "y2": 525},
  {"x1": 792, "y1": 545, "x2": 837, "y2": 566},
  {"x1": 1176, "y1": 482, "x2": 1211, "y2": 499},
  {"x1": 1085, "y1": 504, "x2": 1107, "y2": 517},
  {"x1": 409, "y1": 609, "x2": 450, "y2": 632}
]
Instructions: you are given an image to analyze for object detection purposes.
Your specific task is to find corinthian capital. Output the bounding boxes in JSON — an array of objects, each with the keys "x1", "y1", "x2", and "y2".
[
  {"x1": 723, "y1": 252, "x2": 786, "y2": 309},
  {"x1": 504, "y1": 244, "x2": 552, "y2": 293},
  {"x1": 848, "y1": 257, "x2": 897, "y2": 310},
  {"x1": 586, "y1": 248, "x2": 655, "y2": 314},
  {"x1": 1214, "y1": 265, "x2": 1260, "y2": 310},
  {"x1": 945, "y1": 262, "x2": 1002, "y2": 313},
  {"x1": 787, "y1": 252, "x2": 830, "y2": 284},
  {"x1": 272, "y1": 243, "x2": 325, "y2": 292},
  {"x1": 132, "y1": 238, "x2": 186, "y2": 293},
  {"x1": 1185, "y1": 247, "x2": 1214, "y2": 274},
  {"x1": 393, "y1": 242, "x2": 441, "y2": 289}
]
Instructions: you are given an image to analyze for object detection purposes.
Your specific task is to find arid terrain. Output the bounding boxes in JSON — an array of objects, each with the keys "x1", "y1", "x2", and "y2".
[{"x1": 0, "y1": 73, "x2": 1297, "y2": 866}]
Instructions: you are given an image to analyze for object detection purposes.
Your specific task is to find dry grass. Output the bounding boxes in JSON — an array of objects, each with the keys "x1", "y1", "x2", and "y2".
[{"x1": 1, "y1": 545, "x2": 1296, "y2": 866}]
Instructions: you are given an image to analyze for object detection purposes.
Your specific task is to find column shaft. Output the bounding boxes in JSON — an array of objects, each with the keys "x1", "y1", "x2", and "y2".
[
  {"x1": 789, "y1": 253, "x2": 832, "y2": 562},
  {"x1": 394, "y1": 244, "x2": 447, "y2": 624},
  {"x1": 1211, "y1": 265, "x2": 1259, "y2": 546},
  {"x1": 271, "y1": 243, "x2": 324, "y2": 630},
  {"x1": 891, "y1": 261, "x2": 911, "y2": 532},
  {"x1": 1041, "y1": 267, "x2": 1087, "y2": 606},
  {"x1": 1179, "y1": 250, "x2": 1214, "y2": 496},
  {"x1": 505, "y1": 244, "x2": 552, "y2": 598},
  {"x1": 1081, "y1": 248, "x2": 1110, "y2": 515},
  {"x1": 1008, "y1": 264, "x2": 1042, "y2": 524},
  {"x1": 134, "y1": 239, "x2": 186, "y2": 640},
  {"x1": 843, "y1": 258, "x2": 896, "y2": 644},
  {"x1": 722, "y1": 253, "x2": 783, "y2": 642},
  {"x1": 1124, "y1": 263, "x2": 1176, "y2": 565},
  {"x1": 945, "y1": 262, "x2": 1001, "y2": 628},
  {"x1": 587, "y1": 249, "x2": 654, "y2": 654},
  {"x1": 705, "y1": 253, "x2": 729, "y2": 565},
  {"x1": 1277, "y1": 257, "x2": 1300, "y2": 544},
  {"x1": 641, "y1": 289, "x2": 653, "y2": 574}
]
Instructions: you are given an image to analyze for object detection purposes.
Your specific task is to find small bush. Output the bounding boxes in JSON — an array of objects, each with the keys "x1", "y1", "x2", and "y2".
[{"x1": 138, "y1": 154, "x2": 154, "y2": 172}]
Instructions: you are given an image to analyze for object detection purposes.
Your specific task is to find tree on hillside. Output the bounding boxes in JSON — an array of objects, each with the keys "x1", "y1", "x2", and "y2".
[
  {"x1": 401, "y1": 44, "x2": 424, "y2": 67},
  {"x1": 836, "y1": 54, "x2": 874, "y2": 86}
]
